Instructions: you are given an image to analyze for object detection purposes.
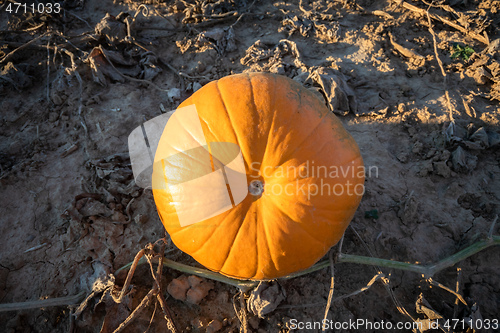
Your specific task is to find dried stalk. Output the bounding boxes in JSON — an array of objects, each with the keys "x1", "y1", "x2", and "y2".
[{"x1": 400, "y1": 1, "x2": 489, "y2": 45}]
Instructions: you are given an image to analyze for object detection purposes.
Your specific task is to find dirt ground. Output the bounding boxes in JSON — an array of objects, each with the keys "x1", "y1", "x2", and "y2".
[{"x1": 0, "y1": 0, "x2": 499, "y2": 332}]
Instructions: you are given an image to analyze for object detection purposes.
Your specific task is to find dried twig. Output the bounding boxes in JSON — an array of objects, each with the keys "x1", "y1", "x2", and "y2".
[
  {"x1": 321, "y1": 250, "x2": 335, "y2": 333},
  {"x1": 46, "y1": 38, "x2": 51, "y2": 103},
  {"x1": 400, "y1": 1, "x2": 489, "y2": 45},
  {"x1": 112, "y1": 289, "x2": 155, "y2": 333},
  {"x1": 424, "y1": 4, "x2": 455, "y2": 123},
  {"x1": 111, "y1": 241, "x2": 178, "y2": 333},
  {"x1": 278, "y1": 272, "x2": 386, "y2": 309},
  {"x1": 427, "y1": 278, "x2": 467, "y2": 305},
  {"x1": 233, "y1": 291, "x2": 249, "y2": 333},
  {"x1": 114, "y1": 249, "x2": 145, "y2": 303},
  {"x1": 348, "y1": 226, "x2": 419, "y2": 327},
  {"x1": 453, "y1": 267, "x2": 463, "y2": 318},
  {"x1": 0, "y1": 32, "x2": 50, "y2": 64}
]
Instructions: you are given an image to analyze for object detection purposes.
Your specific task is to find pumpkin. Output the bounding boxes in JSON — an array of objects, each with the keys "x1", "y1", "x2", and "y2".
[{"x1": 152, "y1": 72, "x2": 364, "y2": 280}]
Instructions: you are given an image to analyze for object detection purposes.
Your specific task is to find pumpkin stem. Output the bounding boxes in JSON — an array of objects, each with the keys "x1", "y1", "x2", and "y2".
[{"x1": 248, "y1": 180, "x2": 264, "y2": 196}]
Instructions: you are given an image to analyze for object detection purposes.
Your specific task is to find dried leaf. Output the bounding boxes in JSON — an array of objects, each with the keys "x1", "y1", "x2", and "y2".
[
  {"x1": 95, "y1": 13, "x2": 127, "y2": 43},
  {"x1": 416, "y1": 293, "x2": 443, "y2": 320},
  {"x1": 305, "y1": 67, "x2": 357, "y2": 115},
  {"x1": 86, "y1": 47, "x2": 125, "y2": 86},
  {"x1": 469, "y1": 127, "x2": 489, "y2": 148},
  {"x1": 241, "y1": 39, "x2": 306, "y2": 76},
  {"x1": 247, "y1": 281, "x2": 286, "y2": 318}
]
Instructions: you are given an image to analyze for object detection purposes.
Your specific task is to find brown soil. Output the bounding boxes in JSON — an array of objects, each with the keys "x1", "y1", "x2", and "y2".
[{"x1": 0, "y1": 0, "x2": 499, "y2": 332}]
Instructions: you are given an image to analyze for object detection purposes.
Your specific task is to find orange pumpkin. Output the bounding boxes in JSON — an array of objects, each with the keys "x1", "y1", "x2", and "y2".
[{"x1": 152, "y1": 72, "x2": 364, "y2": 280}]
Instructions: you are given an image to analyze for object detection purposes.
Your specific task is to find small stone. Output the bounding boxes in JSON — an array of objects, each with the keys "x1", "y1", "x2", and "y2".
[
  {"x1": 433, "y1": 161, "x2": 451, "y2": 178},
  {"x1": 440, "y1": 149, "x2": 451, "y2": 161},
  {"x1": 190, "y1": 317, "x2": 209, "y2": 330},
  {"x1": 425, "y1": 148, "x2": 436, "y2": 159},
  {"x1": 206, "y1": 320, "x2": 223, "y2": 333},
  {"x1": 51, "y1": 94, "x2": 63, "y2": 105},
  {"x1": 167, "y1": 275, "x2": 190, "y2": 301},
  {"x1": 186, "y1": 280, "x2": 214, "y2": 305},
  {"x1": 134, "y1": 214, "x2": 148, "y2": 225},
  {"x1": 167, "y1": 88, "x2": 181, "y2": 102},
  {"x1": 192, "y1": 82, "x2": 202, "y2": 92},
  {"x1": 187, "y1": 275, "x2": 203, "y2": 288},
  {"x1": 396, "y1": 103, "x2": 406, "y2": 114},
  {"x1": 248, "y1": 316, "x2": 260, "y2": 330},
  {"x1": 48, "y1": 112, "x2": 59, "y2": 122},
  {"x1": 417, "y1": 160, "x2": 433, "y2": 177},
  {"x1": 412, "y1": 141, "x2": 423, "y2": 154},
  {"x1": 111, "y1": 210, "x2": 127, "y2": 223}
]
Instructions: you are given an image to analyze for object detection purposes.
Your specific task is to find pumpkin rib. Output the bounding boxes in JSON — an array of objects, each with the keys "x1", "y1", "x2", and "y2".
[
  {"x1": 183, "y1": 202, "x2": 249, "y2": 264},
  {"x1": 258, "y1": 75, "x2": 280, "y2": 177},
  {"x1": 253, "y1": 206, "x2": 260, "y2": 278},
  {"x1": 258, "y1": 204, "x2": 279, "y2": 276},
  {"x1": 172, "y1": 107, "x2": 211, "y2": 151},
  {"x1": 197, "y1": 111, "x2": 224, "y2": 154},
  {"x1": 218, "y1": 204, "x2": 258, "y2": 276},
  {"x1": 264, "y1": 136, "x2": 336, "y2": 182},
  {"x1": 217, "y1": 207, "x2": 252, "y2": 270},
  {"x1": 277, "y1": 108, "x2": 332, "y2": 170},
  {"x1": 214, "y1": 79, "x2": 249, "y2": 170},
  {"x1": 249, "y1": 73, "x2": 277, "y2": 173},
  {"x1": 265, "y1": 196, "x2": 327, "y2": 248}
]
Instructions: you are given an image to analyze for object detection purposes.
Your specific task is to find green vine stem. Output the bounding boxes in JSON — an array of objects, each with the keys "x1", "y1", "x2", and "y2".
[
  {"x1": 286, "y1": 235, "x2": 500, "y2": 279},
  {"x1": 0, "y1": 291, "x2": 86, "y2": 313},
  {"x1": 114, "y1": 235, "x2": 500, "y2": 289},
  {"x1": 115, "y1": 257, "x2": 259, "y2": 292},
  {"x1": 1, "y1": 235, "x2": 498, "y2": 312}
]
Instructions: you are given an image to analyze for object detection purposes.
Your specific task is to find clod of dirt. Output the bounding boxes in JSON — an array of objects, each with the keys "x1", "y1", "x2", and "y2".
[
  {"x1": 167, "y1": 275, "x2": 190, "y2": 301},
  {"x1": 197, "y1": 27, "x2": 237, "y2": 55},
  {"x1": 304, "y1": 67, "x2": 357, "y2": 116},
  {"x1": 167, "y1": 275, "x2": 214, "y2": 304},
  {"x1": 186, "y1": 275, "x2": 214, "y2": 305},
  {"x1": 463, "y1": 41, "x2": 500, "y2": 101},
  {"x1": 469, "y1": 127, "x2": 489, "y2": 148},
  {"x1": 488, "y1": 130, "x2": 500, "y2": 146},
  {"x1": 191, "y1": 317, "x2": 209, "y2": 330},
  {"x1": 465, "y1": 303, "x2": 485, "y2": 331},
  {"x1": 433, "y1": 161, "x2": 452, "y2": 178},
  {"x1": 247, "y1": 281, "x2": 286, "y2": 319},
  {"x1": 397, "y1": 193, "x2": 419, "y2": 225},
  {"x1": 167, "y1": 88, "x2": 181, "y2": 102},
  {"x1": 451, "y1": 146, "x2": 478, "y2": 172},
  {"x1": 241, "y1": 39, "x2": 306, "y2": 76},
  {"x1": 281, "y1": 15, "x2": 313, "y2": 37}
]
